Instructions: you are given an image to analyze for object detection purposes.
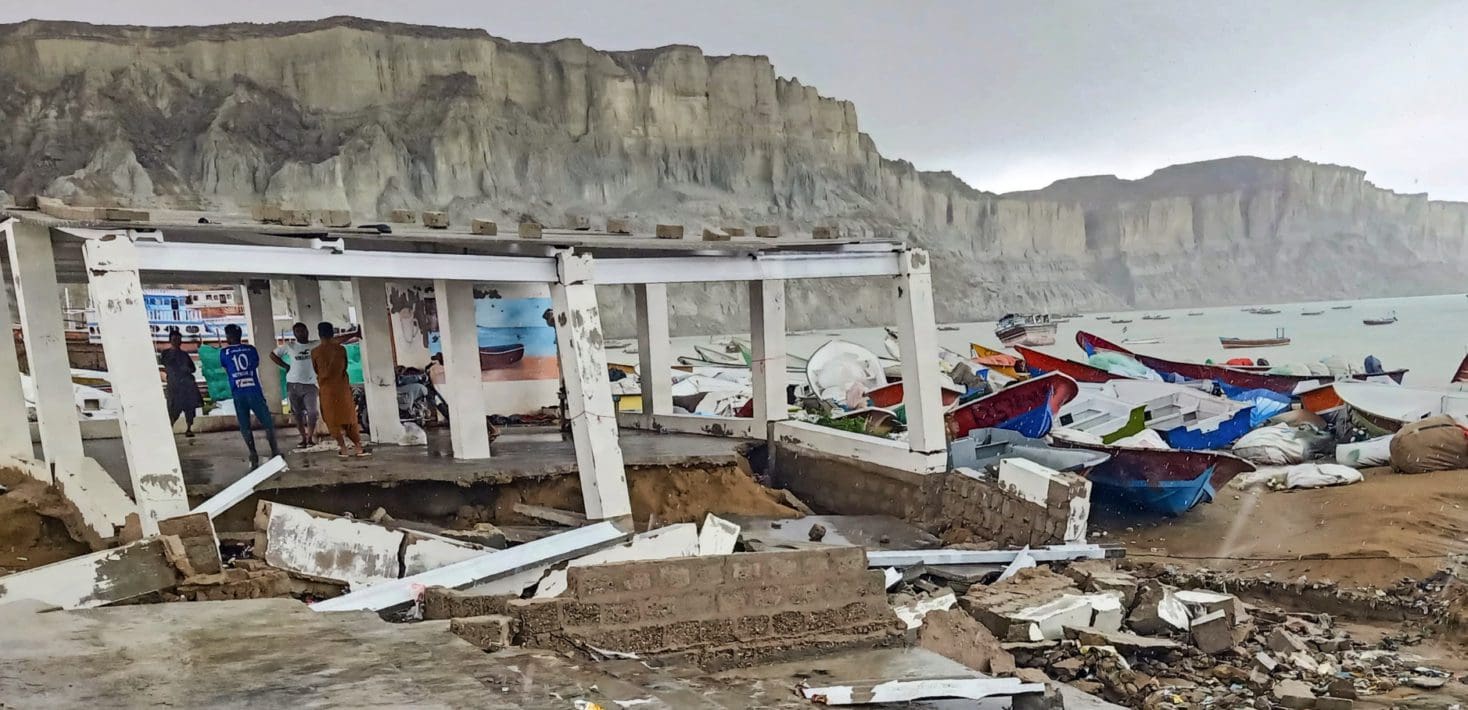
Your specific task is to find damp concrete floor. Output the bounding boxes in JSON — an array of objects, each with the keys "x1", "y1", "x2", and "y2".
[{"x1": 81, "y1": 426, "x2": 753, "y2": 498}]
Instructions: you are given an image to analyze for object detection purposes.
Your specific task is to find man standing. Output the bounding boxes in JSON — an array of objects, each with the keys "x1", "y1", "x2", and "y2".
[
  {"x1": 220, "y1": 323, "x2": 281, "y2": 468},
  {"x1": 160, "y1": 328, "x2": 202, "y2": 438},
  {"x1": 270, "y1": 322, "x2": 320, "y2": 450},
  {"x1": 311, "y1": 321, "x2": 369, "y2": 458}
]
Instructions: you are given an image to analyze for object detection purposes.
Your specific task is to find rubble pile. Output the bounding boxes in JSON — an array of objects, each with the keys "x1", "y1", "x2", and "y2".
[{"x1": 1151, "y1": 564, "x2": 1465, "y2": 624}]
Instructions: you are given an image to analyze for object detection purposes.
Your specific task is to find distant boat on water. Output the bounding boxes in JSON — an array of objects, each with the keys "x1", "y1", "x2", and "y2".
[
  {"x1": 1187, "y1": 312, "x2": 1204, "y2": 316},
  {"x1": 1095, "y1": 315, "x2": 1112, "y2": 321},
  {"x1": 1141, "y1": 314, "x2": 1170, "y2": 321},
  {"x1": 1219, "y1": 334, "x2": 1291, "y2": 349},
  {"x1": 1300, "y1": 310, "x2": 1324, "y2": 316},
  {"x1": 994, "y1": 313, "x2": 1058, "y2": 347},
  {"x1": 1363, "y1": 312, "x2": 1398, "y2": 326},
  {"x1": 1251, "y1": 308, "x2": 1281, "y2": 315},
  {"x1": 1330, "y1": 305, "x2": 1353, "y2": 310},
  {"x1": 1111, "y1": 319, "x2": 1134, "y2": 324}
]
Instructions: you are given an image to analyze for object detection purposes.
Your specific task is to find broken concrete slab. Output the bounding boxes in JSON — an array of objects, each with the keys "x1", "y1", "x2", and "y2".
[
  {"x1": 256, "y1": 501, "x2": 406, "y2": 587},
  {"x1": 728, "y1": 514, "x2": 940, "y2": 552},
  {"x1": 1273, "y1": 678, "x2": 1316, "y2": 708},
  {"x1": 1062, "y1": 559, "x2": 1139, "y2": 607},
  {"x1": 449, "y1": 614, "x2": 519, "y2": 651},
  {"x1": 1126, "y1": 581, "x2": 1190, "y2": 635},
  {"x1": 916, "y1": 609, "x2": 1016, "y2": 675},
  {"x1": 1269, "y1": 627, "x2": 1311, "y2": 654},
  {"x1": 961, "y1": 567, "x2": 1084, "y2": 639},
  {"x1": 1189, "y1": 609, "x2": 1233, "y2": 655},
  {"x1": 697, "y1": 513, "x2": 739, "y2": 556},
  {"x1": 190, "y1": 455, "x2": 286, "y2": 519},
  {"x1": 0, "y1": 537, "x2": 178, "y2": 609},
  {"x1": 1011, "y1": 593, "x2": 1124, "y2": 641},
  {"x1": 799, "y1": 677, "x2": 1045, "y2": 705},
  {"x1": 53, "y1": 456, "x2": 139, "y2": 546},
  {"x1": 893, "y1": 590, "x2": 957, "y2": 630},
  {"x1": 533, "y1": 523, "x2": 700, "y2": 598},
  {"x1": 1064, "y1": 626, "x2": 1182, "y2": 654},
  {"x1": 157, "y1": 511, "x2": 222, "y2": 577}
]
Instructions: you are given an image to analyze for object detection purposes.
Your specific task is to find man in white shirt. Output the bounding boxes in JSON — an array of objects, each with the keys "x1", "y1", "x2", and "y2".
[{"x1": 269, "y1": 322, "x2": 320, "y2": 449}]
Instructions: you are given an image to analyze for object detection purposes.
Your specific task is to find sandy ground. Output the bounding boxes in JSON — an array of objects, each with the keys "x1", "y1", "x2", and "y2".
[
  {"x1": 1093, "y1": 467, "x2": 1468, "y2": 587},
  {"x1": 492, "y1": 464, "x2": 803, "y2": 527},
  {"x1": 0, "y1": 467, "x2": 92, "y2": 572}
]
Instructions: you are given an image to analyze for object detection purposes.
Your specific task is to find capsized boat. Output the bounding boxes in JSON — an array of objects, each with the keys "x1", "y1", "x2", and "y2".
[
  {"x1": 1055, "y1": 392, "x2": 1149, "y2": 443},
  {"x1": 944, "y1": 372, "x2": 1079, "y2": 439},
  {"x1": 1053, "y1": 439, "x2": 1256, "y2": 515},
  {"x1": 949, "y1": 428, "x2": 1110, "y2": 473},
  {"x1": 1015, "y1": 345, "x2": 1127, "y2": 384},
  {"x1": 1102, "y1": 380, "x2": 1254, "y2": 450},
  {"x1": 1076, "y1": 330, "x2": 1409, "y2": 395},
  {"x1": 1333, "y1": 381, "x2": 1468, "y2": 433},
  {"x1": 994, "y1": 313, "x2": 1058, "y2": 347}
]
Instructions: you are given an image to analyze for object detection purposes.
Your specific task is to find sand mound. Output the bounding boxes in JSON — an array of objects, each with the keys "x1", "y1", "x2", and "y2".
[
  {"x1": 493, "y1": 464, "x2": 801, "y2": 526},
  {"x1": 0, "y1": 467, "x2": 92, "y2": 572}
]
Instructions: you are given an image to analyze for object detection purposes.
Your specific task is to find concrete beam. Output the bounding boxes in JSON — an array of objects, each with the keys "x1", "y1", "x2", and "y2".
[
  {"x1": 615, "y1": 411, "x2": 764, "y2": 439},
  {"x1": 83, "y1": 233, "x2": 190, "y2": 532},
  {"x1": 190, "y1": 456, "x2": 287, "y2": 518},
  {"x1": 749, "y1": 279, "x2": 788, "y2": 426},
  {"x1": 632, "y1": 283, "x2": 672, "y2": 427},
  {"x1": 0, "y1": 256, "x2": 30, "y2": 460},
  {"x1": 291, "y1": 277, "x2": 323, "y2": 326},
  {"x1": 552, "y1": 252, "x2": 631, "y2": 520},
  {"x1": 435, "y1": 279, "x2": 491, "y2": 459},
  {"x1": 0, "y1": 537, "x2": 178, "y2": 610},
  {"x1": 892, "y1": 249, "x2": 945, "y2": 455},
  {"x1": 6, "y1": 221, "x2": 83, "y2": 470},
  {"x1": 772, "y1": 420, "x2": 947, "y2": 474},
  {"x1": 351, "y1": 277, "x2": 406, "y2": 444},
  {"x1": 244, "y1": 280, "x2": 283, "y2": 414}
]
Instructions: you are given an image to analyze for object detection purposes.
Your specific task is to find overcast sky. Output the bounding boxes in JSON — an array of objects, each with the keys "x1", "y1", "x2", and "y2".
[{"x1": 4, "y1": 1, "x2": 1465, "y2": 199}]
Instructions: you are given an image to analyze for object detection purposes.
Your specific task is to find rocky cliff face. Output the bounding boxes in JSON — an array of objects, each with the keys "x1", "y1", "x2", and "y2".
[{"x1": 1, "y1": 17, "x2": 1465, "y2": 335}]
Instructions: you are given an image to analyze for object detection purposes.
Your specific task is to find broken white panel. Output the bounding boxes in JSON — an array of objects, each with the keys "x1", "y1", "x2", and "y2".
[
  {"x1": 1090, "y1": 593, "x2": 1125, "y2": 632},
  {"x1": 883, "y1": 568, "x2": 902, "y2": 590},
  {"x1": 0, "y1": 455, "x2": 48, "y2": 484},
  {"x1": 258, "y1": 501, "x2": 405, "y2": 588},
  {"x1": 1156, "y1": 588, "x2": 1192, "y2": 631},
  {"x1": 190, "y1": 456, "x2": 287, "y2": 518},
  {"x1": 697, "y1": 514, "x2": 740, "y2": 556},
  {"x1": 893, "y1": 590, "x2": 957, "y2": 630},
  {"x1": 800, "y1": 677, "x2": 1044, "y2": 705},
  {"x1": 52, "y1": 457, "x2": 138, "y2": 544},
  {"x1": 996, "y1": 546, "x2": 1036, "y2": 583},
  {"x1": 7, "y1": 219, "x2": 84, "y2": 468},
  {"x1": 534, "y1": 523, "x2": 700, "y2": 598},
  {"x1": 401, "y1": 531, "x2": 491, "y2": 577},
  {"x1": 997, "y1": 458, "x2": 1058, "y2": 505},
  {"x1": 0, "y1": 538, "x2": 177, "y2": 610},
  {"x1": 1066, "y1": 481, "x2": 1092, "y2": 543},
  {"x1": 1013, "y1": 592, "x2": 1124, "y2": 641},
  {"x1": 866, "y1": 544, "x2": 1113, "y2": 568},
  {"x1": 311, "y1": 520, "x2": 632, "y2": 612}
]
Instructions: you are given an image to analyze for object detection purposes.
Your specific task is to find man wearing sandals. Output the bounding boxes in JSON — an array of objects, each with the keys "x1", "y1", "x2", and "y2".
[{"x1": 311, "y1": 321, "x2": 370, "y2": 458}]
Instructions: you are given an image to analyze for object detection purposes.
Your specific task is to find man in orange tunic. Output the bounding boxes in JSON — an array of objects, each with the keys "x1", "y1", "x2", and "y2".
[{"x1": 311, "y1": 321, "x2": 369, "y2": 458}]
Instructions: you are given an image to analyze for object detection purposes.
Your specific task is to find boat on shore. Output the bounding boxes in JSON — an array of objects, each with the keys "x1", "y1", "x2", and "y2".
[
  {"x1": 994, "y1": 313, "x2": 1058, "y2": 347},
  {"x1": 1110, "y1": 319, "x2": 1133, "y2": 324},
  {"x1": 1141, "y1": 314, "x2": 1170, "y2": 321},
  {"x1": 1053, "y1": 439, "x2": 1256, "y2": 515},
  {"x1": 1055, "y1": 392, "x2": 1149, "y2": 443},
  {"x1": 1246, "y1": 307, "x2": 1281, "y2": 315},
  {"x1": 944, "y1": 372, "x2": 1079, "y2": 439},
  {"x1": 1333, "y1": 381, "x2": 1468, "y2": 433},
  {"x1": 969, "y1": 343, "x2": 1027, "y2": 379},
  {"x1": 1102, "y1": 380, "x2": 1254, "y2": 450},
  {"x1": 1187, "y1": 312, "x2": 1204, "y2": 316},
  {"x1": 1219, "y1": 329, "x2": 1291, "y2": 349},
  {"x1": 949, "y1": 428, "x2": 1111, "y2": 473},
  {"x1": 1015, "y1": 345, "x2": 1126, "y2": 383}
]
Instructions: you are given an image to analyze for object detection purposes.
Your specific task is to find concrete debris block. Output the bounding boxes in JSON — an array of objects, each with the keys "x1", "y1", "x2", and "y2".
[
  {"x1": 566, "y1": 214, "x2": 591, "y2": 231},
  {"x1": 697, "y1": 514, "x2": 740, "y2": 556},
  {"x1": 279, "y1": 208, "x2": 312, "y2": 226},
  {"x1": 423, "y1": 587, "x2": 516, "y2": 620},
  {"x1": 1254, "y1": 650, "x2": 1278, "y2": 671},
  {"x1": 1089, "y1": 593, "x2": 1124, "y2": 632},
  {"x1": 1126, "y1": 581, "x2": 1190, "y2": 635},
  {"x1": 1269, "y1": 627, "x2": 1310, "y2": 654},
  {"x1": 518, "y1": 221, "x2": 543, "y2": 239},
  {"x1": 1065, "y1": 626, "x2": 1182, "y2": 654},
  {"x1": 1290, "y1": 650, "x2": 1320, "y2": 674},
  {"x1": 1062, "y1": 560, "x2": 1138, "y2": 607},
  {"x1": 449, "y1": 614, "x2": 520, "y2": 651},
  {"x1": 606, "y1": 217, "x2": 632, "y2": 234},
  {"x1": 250, "y1": 205, "x2": 283, "y2": 223},
  {"x1": 315, "y1": 209, "x2": 351, "y2": 227},
  {"x1": 723, "y1": 226, "x2": 746, "y2": 236},
  {"x1": 1188, "y1": 609, "x2": 1233, "y2": 655},
  {"x1": 778, "y1": 489, "x2": 815, "y2": 515},
  {"x1": 754, "y1": 225, "x2": 780, "y2": 238},
  {"x1": 808, "y1": 522, "x2": 828, "y2": 541},
  {"x1": 1273, "y1": 679, "x2": 1316, "y2": 708},
  {"x1": 812, "y1": 226, "x2": 838, "y2": 239},
  {"x1": 961, "y1": 567, "x2": 1082, "y2": 639},
  {"x1": 535, "y1": 524, "x2": 700, "y2": 598},
  {"x1": 800, "y1": 677, "x2": 1045, "y2": 705},
  {"x1": 894, "y1": 591, "x2": 957, "y2": 630},
  {"x1": 701, "y1": 228, "x2": 730, "y2": 241},
  {"x1": 257, "y1": 501, "x2": 405, "y2": 588},
  {"x1": 916, "y1": 608, "x2": 1017, "y2": 674},
  {"x1": 470, "y1": 219, "x2": 498, "y2": 235},
  {"x1": 174, "y1": 566, "x2": 294, "y2": 601},
  {"x1": 1011, "y1": 593, "x2": 1123, "y2": 641},
  {"x1": 1175, "y1": 589, "x2": 1244, "y2": 624},
  {"x1": 1316, "y1": 698, "x2": 1354, "y2": 710},
  {"x1": 655, "y1": 223, "x2": 684, "y2": 239},
  {"x1": 996, "y1": 546, "x2": 1037, "y2": 583},
  {"x1": 1325, "y1": 678, "x2": 1357, "y2": 699},
  {"x1": 996, "y1": 458, "x2": 1092, "y2": 543},
  {"x1": 157, "y1": 512, "x2": 222, "y2": 577},
  {"x1": 0, "y1": 538, "x2": 178, "y2": 610},
  {"x1": 421, "y1": 211, "x2": 449, "y2": 229},
  {"x1": 53, "y1": 456, "x2": 141, "y2": 547},
  {"x1": 513, "y1": 503, "x2": 588, "y2": 527},
  {"x1": 387, "y1": 209, "x2": 415, "y2": 223}
]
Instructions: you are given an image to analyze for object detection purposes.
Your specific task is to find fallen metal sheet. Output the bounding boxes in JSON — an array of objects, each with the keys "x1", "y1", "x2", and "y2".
[
  {"x1": 533, "y1": 523, "x2": 700, "y2": 598},
  {"x1": 311, "y1": 520, "x2": 632, "y2": 612},
  {"x1": 866, "y1": 544, "x2": 1119, "y2": 568},
  {"x1": 191, "y1": 456, "x2": 287, "y2": 518},
  {"x1": 800, "y1": 676, "x2": 1044, "y2": 704},
  {"x1": 725, "y1": 514, "x2": 940, "y2": 551},
  {"x1": 0, "y1": 538, "x2": 177, "y2": 610},
  {"x1": 697, "y1": 513, "x2": 740, "y2": 556}
]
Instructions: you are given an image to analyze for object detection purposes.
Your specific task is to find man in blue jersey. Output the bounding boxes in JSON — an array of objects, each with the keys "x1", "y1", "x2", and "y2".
[{"x1": 220, "y1": 324, "x2": 281, "y2": 468}]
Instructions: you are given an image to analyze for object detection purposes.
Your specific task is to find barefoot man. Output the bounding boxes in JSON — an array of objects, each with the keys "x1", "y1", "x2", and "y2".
[{"x1": 311, "y1": 321, "x2": 369, "y2": 458}]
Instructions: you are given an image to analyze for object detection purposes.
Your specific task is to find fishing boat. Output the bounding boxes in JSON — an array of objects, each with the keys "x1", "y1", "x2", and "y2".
[
  {"x1": 1076, "y1": 330, "x2": 1409, "y2": 395},
  {"x1": 478, "y1": 343, "x2": 526, "y2": 370},
  {"x1": 1053, "y1": 439, "x2": 1256, "y2": 515},
  {"x1": 1054, "y1": 392, "x2": 1149, "y2": 443},
  {"x1": 1300, "y1": 310, "x2": 1324, "y2": 316},
  {"x1": 1141, "y1": 314, "x2": 1170, "y2": 321},
  {"x1": 1362, "y1": 313, "x2": 1397, "y2": 326},
  {"x1": 1454, "y1": 352, "x2": 1468, "y2": 383},
  {"x1": 1186, "y1": 312, "x2": 1204, "y2": 316},
  {"x1": 1101, "y1": 380, "x2": 1254, "y2": 450},
  {"x1": 1110, "y1": 319, "x2": 1133, "y2": 324},
  {"x1": 1251, "y1": 308, "x2": 1281, "y2": 315},
  {"x1": 1219, "y1": 328, "x2": 1290, "y2": 349},
  {"x1": 1330, "y1": 305, "x2": 1353, "y2": 310},
  {"x1": 969, "y1": 343, "x2": 1026, "y2": 379},
  {"x1": 949, "y1": 428, "x2": 1110, "y2": 473},
  {"x1": 1333, "y1": 381, "x2": 1468, "y2": 433},
  {"x1": 1015, "y1": 345, "x2": 1126, "y2": 384},
  {"x1": 806, "y1": 340, "x2": 888, "y2": 402},
  {"x1": 864, "y1": 380, "x2": 964, "y2": 409},
  {"x1": 1095, "y1": 315, "x2": 1112, "y2": 321},
  {"x1": 994, "y1": 313, "x2": 1058, "y2": 347},
  {"x1": 1122, "y1": 338, "x2": 1162, "y2": 346},
  {"x1": 944, "y1": 372, "x2": 1079, "y2": 439}
]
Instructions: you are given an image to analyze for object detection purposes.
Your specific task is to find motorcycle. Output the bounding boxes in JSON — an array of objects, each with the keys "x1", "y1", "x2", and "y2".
[{"x1": 355, "y1": 367, "x2": 441, "y2": 433}]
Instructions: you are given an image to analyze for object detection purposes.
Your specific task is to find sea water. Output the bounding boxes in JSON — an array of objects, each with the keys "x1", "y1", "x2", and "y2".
[{"x1": 649, "y1": 293, "x2": 1468, "y2": 387}]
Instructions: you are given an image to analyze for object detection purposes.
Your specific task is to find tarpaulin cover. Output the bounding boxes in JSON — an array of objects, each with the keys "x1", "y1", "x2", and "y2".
[
  {"x1": 1087, "y1": 351, "x2": 1159, "y2": 380},
  {"x1": 1390, "y1": 415, "x2": 1468, "y2": 474},
  {"x1": 1232, "y1": 423, "x2": 1333, "y2": 465},
  {"x1": 1221, "y1": 387, "x2": 1292, "y2": 428}
]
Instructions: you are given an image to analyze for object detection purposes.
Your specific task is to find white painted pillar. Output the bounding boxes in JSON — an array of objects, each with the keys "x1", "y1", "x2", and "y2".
[
  {"x1": 434, "y1": 279, "x2": 491, "y2": 459},
  {"x1": 749, "y1": 279, "x2": 789, "y2": 426},
  {"x1": 83, "y1": 233, "x2": 189, "y2": 531},
  {"x1": 893, "y1": 248, "x2": 946, "y2": 454},
  {"x1": 633, "y1": 283, "x2": 672, "y2": 427},
  {"x1": 0, "y1": 256, "x2": 31, "y2": 460},
  {"x1": 351, "y1": 277, "x2": 406, "y2": 444},
  {"x1": 552, "y1": 252, "x2": 631, "y2": 519},
  {"x1": 291, "y1": 277, "x2": 323, "y2": 326},
  {"x1": 5, "y1": 221, "x2": 83, "y2": 470},
  {"x1": 244, "y1": 280, "x2": 284, "y2": 414}
]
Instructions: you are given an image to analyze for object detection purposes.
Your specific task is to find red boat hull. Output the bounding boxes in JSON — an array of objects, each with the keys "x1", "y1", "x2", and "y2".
[
  {"x1": 1015, "y1": 345, "x2": 1123, "y2": 383},
  {"x1": 945, "y1": 372, "x2": 1079, "y2": 438},
  {"x1": 866, "y1": 381, "x2": 962, "y2": 409}
]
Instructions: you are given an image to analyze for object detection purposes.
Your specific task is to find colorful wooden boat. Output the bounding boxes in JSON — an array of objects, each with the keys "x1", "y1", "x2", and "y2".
[
  {"x1": 995, "y1": 313, "x2": 1058, "y2": 347},
  {"x1": 969, "y1": 343, "x2": 1026, "y2": 379},
  {"x1": 1076, "y1": 331, "x2": 1408, "y2": 395},
  {"x1": 865, "y1": 380, "x2": 964, "y2": 409},
  {"x1": 1219, "y1": 335, "x2": 1290, "y2": 349},
  {"x1": 1053, "y1": 440, "x2": 1256, "y2": 515},
  {"x1": 1055, "y1": 393, "x2": 1149, "y2": 443},
  {"x1": 478, "y1": 343, "x2": 526, "y2": 370},
  {"x1": 1102, "y1": 380, "x2": 1254, "y2": 450},
  {"x1": 949, "y1": 428, "x2": 1111, "y2": 473},
  {"x1": 1297, "y1": 383, "x2": 1344, "y2": 414},
  {"x1": 1015, "y1": 345, "x2": 1124, "y2": 383},
  {"x1": 944, "y1": 372, "x2": 1079, "y2": 439},
  {"x1": 1333, "y1": 381, "x2": 1468, "y2": 433}
]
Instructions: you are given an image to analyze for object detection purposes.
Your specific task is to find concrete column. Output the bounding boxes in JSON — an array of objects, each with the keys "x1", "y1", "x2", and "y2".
[
  {"x1": 552, "y1": 252, "x2": 631, "y2": 520},
  {"x1": 0, "y1": 254, "x2": 31, "y2": 460},
  {"x1": 5, "y1": 221, "x2": 83, "y2": 470},
  {"x1": 351, "y1": 277, "x2": 405, "y2": 444},
  {"x1": 633, "y1": 283, "x2": 672, "y2": 427},
  {"x1": 244, "y1": 280, "x2": 284, "y2": 414},
  {"x1": 83, "y1": 233, "x2": 189, "y2": 532},
  {"x1": 749, "y1": 279, "x2": 789, "y2": 426},
  {"x1": 893, "y1": 248, "x2": 945, "y2": 454},
  {"x1": 434, "y1": 279, "x2": 491, "y2": 459},
  {"x1": 291, "y1": 277, "x2": 323, "y2": 326}
]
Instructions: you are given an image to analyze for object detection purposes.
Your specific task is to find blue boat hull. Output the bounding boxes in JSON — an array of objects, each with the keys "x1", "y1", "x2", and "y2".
[
  {"x1": 1158, "y1": 407, "x2": 1254, "y2": 450},
  {"x1": 995, "y1": 401, "x2": 1055, "y2": 439},
  {"x1": 1089, "y1": 465, "x2": 1217, "y2": 515}
]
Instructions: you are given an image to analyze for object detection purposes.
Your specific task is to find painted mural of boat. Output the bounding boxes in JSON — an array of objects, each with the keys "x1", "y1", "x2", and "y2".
[
  {"x1": 949, "y1": 428, "x2": 1111, "y2": 473},
  {"x1": 1333, "y1": 381, "x2": 1468, "y2": 433},
  {"x1": 1102, "y1": 380, "x2": 1253, "y2": 450},
  {"x1": 478, "y1": 343, "x2": 526, "y2": 370},
  {"x1": 1055, "y1": 392, "x2": 1149, "y2": 443},
  {"x1": 944, "y1": 372, "x2": 1079, "y2": 439},
  {"x1": 1016, "y1": 345, "x2": 1127, "y2": 383},
  {"x1": 994, "y1": 313, "x2": 1058, "y2": 347},
  {"x1": 1054, "y1": 439, "x2": 1256, "y2": 515},
  {"x1": 1076, "y1": 330, "x2": 1408, "y2": 395}
]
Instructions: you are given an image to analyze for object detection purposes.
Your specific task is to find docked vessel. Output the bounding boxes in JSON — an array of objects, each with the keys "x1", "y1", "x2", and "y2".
[{"x1": 994, "y1": 313, "x2": 1058, "y2": 347}]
